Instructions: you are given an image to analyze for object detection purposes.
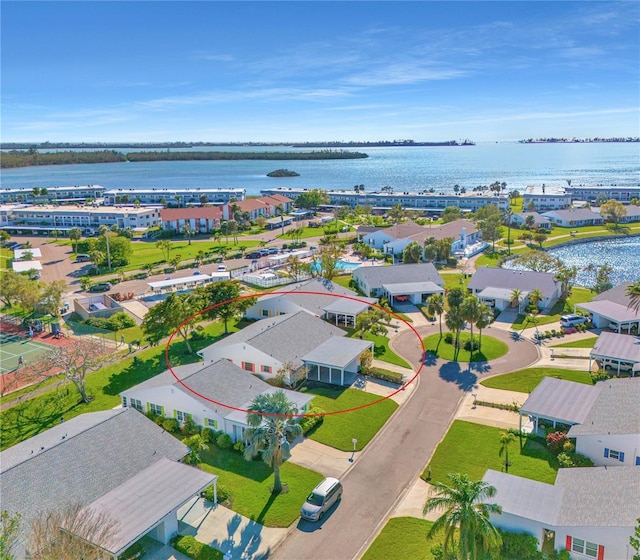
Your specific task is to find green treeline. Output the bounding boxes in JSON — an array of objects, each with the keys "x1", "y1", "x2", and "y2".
[{"x1": 1, "y1": 149, "x2": 368, "y2": 168}]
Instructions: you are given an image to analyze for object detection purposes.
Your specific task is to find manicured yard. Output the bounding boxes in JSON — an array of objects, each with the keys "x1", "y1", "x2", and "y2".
[
  {"x1": 511, "y1": 287, "x2": 593, "y2": 330},
  {"x1": 422, "y1": 332, "x2": 508, "y2": 363},
  {"x1": 422, "y1": 420, "x2": 559, "y2": 485},
  {"x1": 301, "y1": 386, "x2": 398, "y2": 451},
  {"x1": 356, "y1": 331, "x2": 411, "y2": 368},
  {"x1": 362, "y1": 518, "x2": 440, "y2": 560},
  {"x1": 0, "y1": 320, "x2": 240, "y2": 450},
  {"x1": 198, "y1": 447, "x2": 323, "y2": 527},
  {"x1": 551, "y1": 337, "x2": 597, "y2": 349},
  {"x1": 480, "y1": 367, "x2": 593, "y2": 393},
  {"x1": 440, "y1": 272, "x2": 470, "y2": 290}
]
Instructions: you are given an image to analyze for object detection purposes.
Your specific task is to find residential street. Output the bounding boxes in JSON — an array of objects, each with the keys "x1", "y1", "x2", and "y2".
[{"x1": 272, "y1": 326, "x2": 539, "y2": 560}]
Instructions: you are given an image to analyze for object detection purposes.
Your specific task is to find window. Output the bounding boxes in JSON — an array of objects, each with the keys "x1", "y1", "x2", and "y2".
[
  {"x1": 130, "y1": 398, "x2": 143, "y2": 412},
  {"x1": 243, "y1": 362, "x2": 255, "y2": 372},
  {"x1": 175, "y1": 410, "x2": 191, "y2": 423},
  {"x1": 572, "y1": 538, "x2": 600, "y2": 557},
  {"x1": 205, "y1": 418, "x2": 218, "y2": 429},
  {"x1": 585, "y1": 542, "x2": 598, "y2": 558},
  {"x1": 604, "y1": 448, "x2": 625, "y2": 462},
  {"x1": 149, "y1": 402, "x2": 163, "y2": 416},
  {"x1": 572, "y1": 538, "x2": 585, "y2": 553},
  {"x1": 261, "y1": 365, "x2": 272, "y2": 374},
  {"x1": 261, "y1": 309, "x2": 269, "y2": 317},
  {"x1": 608, "y1": 449, "x2": 620, "y2": 460},
  {"x1": 122, "y1": 396, "x2": 127, "y2": 407}
]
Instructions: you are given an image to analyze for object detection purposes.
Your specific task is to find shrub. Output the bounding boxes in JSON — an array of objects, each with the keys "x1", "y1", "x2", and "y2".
[
  {"x1": 499, "y1": 529, "x2": 544, "y2": 560},
  {"x1": 232, "y1": 441, "x2": 246, "y2": 453},
  {"x1": 216, "y1": 433, "x2": 233, "y2": 450},
  {"x1": 299, "y1": 407, "x2": 325, "y2": 435},
  {"x1": 173, "y1": 535, "x2": 222, "y2": 560},
  {"x1": 162, "y1": 418, "x2": 180, "y2": 433},
  {"x1": 181, "y1": 416, "x2": 200, "y2": 437},
  {"x1": 85, "y1": 311, "x2": 136, "y2": 332},
  {"x1": 463, "y1": 336, "x2": 480, "y2": 352},
  {"x1": 444, "y1": 332, "x2": 454, "y2": 344},
  {"x1": 562, "y1": 440, "x2": 575, "y2": 454},
  {"x1": 202, "y1": 484, "x2": 231, "y2": 505},
  {"x1": 201, "y1": 428, "x2": 214, "y2": 443},
  {"x1": 366, "y1": 367, "x2": 404, "y2": 384},
  {"x1": 546, "y1": 431, "x2": 568, "y2": 453},
  {"x1": 591, "y1": 369, "x2": 610, "y2": 383}
]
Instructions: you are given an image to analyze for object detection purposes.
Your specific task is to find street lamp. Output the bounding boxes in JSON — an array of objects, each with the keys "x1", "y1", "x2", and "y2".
[{"x1": 349, "y1": 438, "x2": 358, "y2": 462}]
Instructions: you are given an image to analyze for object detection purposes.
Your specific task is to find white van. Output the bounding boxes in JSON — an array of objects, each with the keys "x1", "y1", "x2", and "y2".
[
  {"x1": 560, "y1": 314, "x2": 587, "y2": 328},
  {"x1": 300, "y1": 477, "x2": 343, "y2": 522}
]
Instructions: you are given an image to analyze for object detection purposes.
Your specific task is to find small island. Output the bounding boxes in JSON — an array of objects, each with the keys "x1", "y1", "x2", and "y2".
[{"x1": 267, "y1": 169, "x2": 300, "y2": 177}]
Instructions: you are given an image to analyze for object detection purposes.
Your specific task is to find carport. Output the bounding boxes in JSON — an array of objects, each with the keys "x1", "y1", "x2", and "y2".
[
  {"x1": 302, "y1": 336, "x2": 373, "y2": 386},
  {"x1": 381, "y1": 281, "x2": 443, "y2": 305},
  {"x1": 577, "y1": 300, "x2": 640, "y2": 333},
  {"x1": 589, "y1": 332, "x2": 640, "y2": 376},
  {"x1": 477, "y1": 287, "x2": 528, "y2": 313},
  {"x1": 323, "y1": 298, "x2": 372, "y2": 328}
]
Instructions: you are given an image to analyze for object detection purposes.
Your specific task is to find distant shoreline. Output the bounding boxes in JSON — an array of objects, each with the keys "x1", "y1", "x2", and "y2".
[{"x1": 519, "y1": 137, "x2": 639, "y2": 144}]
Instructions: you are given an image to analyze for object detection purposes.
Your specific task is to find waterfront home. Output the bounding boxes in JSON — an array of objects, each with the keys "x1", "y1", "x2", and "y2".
[
  {"x1": 510, "y1": 211, "x2": 551, "y2": 230},
  {"x1": 160, "y1": 206, "x2": 224, "y2": 233},
  {"x1": 484, "y1": 466, "x2": 639, "y2": 559},
  {"x1": 352, "y1": 263, "x2": 444, "y2": 304},
  {"x1": 541, "y1": 208, "x2": 604, "y2": 227},
  {"x1": 522, "y1": 185, "x2": 572, "y2": 211},
  {"x1": 576, "y1": 300, "x2": 640, "y2": 334},
  {"x1": 588, "y1": 332, "x2": 640, "y2": 375},
  {"x1": 104, "y1": 187, "x2": 245, "y2": 205},
  {"x1": 467, "y1": 267, "x2": 561, "y2": 312},
  {"x1": 0, "y1": 185, "x2": 105, "y2": 204},
  {"x1": 566, "y1": 185, "x2": 640, "y2": 204}
]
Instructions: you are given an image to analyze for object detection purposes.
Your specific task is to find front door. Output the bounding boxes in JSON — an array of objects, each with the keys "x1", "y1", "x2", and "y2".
[{"x1": 542, "y1": 528, "x2": 555, "y2": 555}]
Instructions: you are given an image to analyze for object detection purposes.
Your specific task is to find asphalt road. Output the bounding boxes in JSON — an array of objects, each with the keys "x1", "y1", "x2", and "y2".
[{"x1": 272, "y1": 325, "x2": 539, "y2": 560}]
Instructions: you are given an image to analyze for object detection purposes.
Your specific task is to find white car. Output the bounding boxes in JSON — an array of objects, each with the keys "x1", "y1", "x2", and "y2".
[
  {"x1": 560, "y1": 314, "x2": 588, "y2": 328},
  {"x1": 217, "y1": 265, "x2": 227, "y2": 272}
]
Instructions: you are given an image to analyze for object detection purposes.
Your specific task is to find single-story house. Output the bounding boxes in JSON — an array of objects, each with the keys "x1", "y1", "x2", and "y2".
[
  {"x1": 567, "y1": 377, "x2": 640, "y2": 467},
  {"x1": 121, "y1": 360, "x2": 313, "y2": 442},
  {"x1": 541, "y1": 208, "x2": 604, "y2": 227},
  {"x1": 510, "y1": 212, "x2": 551, "y2": 230},
  {"x1": 0, "y1": 408, "x2": 210, "y2": 559},
  {"x1": 361, "y1": 222, "x2": 426, "y2": 250},
  {"x1": 245, "y1": 278, "x2": 377, "y2": 328},
  {"x1": 352, "y1": 263, "x2": 444, "y2": 304},
  {"x1": 468, "y1": 267, "x2": 561, "y2": 312},
  {"x1": 484, "y1": 466, "x2": 639, "y2": 559},
  {"x1": 588, "y1": 332, "x2": 640, "y2": 375},
  {"x1": 198, "y1": 310, "x2": 352, "y2": 384},
  {"x1": 593, "y1": 281, "x2": 635, "y2": 306},
  {"x1": 160, "y1": 206, "x2": 223, "y2": 233},
  {"x1": 576, "y1": 299, "x2": 640, "y2": 334},
  {"x1": 302, "y1": 336, "x2": 374, "y2": 386}
]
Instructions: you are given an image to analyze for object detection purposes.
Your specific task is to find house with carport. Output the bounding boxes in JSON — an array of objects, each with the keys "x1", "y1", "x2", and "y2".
[
  {"x1": 588, "y1": 332, "x2": 640, "y2": 375},
  {"x1": 468, "y1": 267, "x2": 561, "y2": 312},
  {"x1": 198, "y1": 310, "x2": 370, "y2": 385},
  {"x1": 160, "y1": 206, "x2": 223, "y2": 234},
  {"x1": 0, "y1": 408, "x2": 215, "y2": 559},
  {"x1": 541, "y1": 208, "x2": 603, "y2": 227},
  {"x1": 576, "y1": 299, "x2": 640, "y2": 334},
  {"x1": 352, "y1": 263, "x2": 444, "y2": 305},
  {"x1": 245, "y1": 278, "x2": 377, "y2": 328},
  {"x1": 510, "y1": 211, "x2": 551, "y2": 230},
  {"x1": 120, "y1": 360, "x2": 313, "y2": 442},
  {"x1": 360, "y1": 221, "x2": 426, "y2": 250},
  {"x1": 483, "y1": 466, "x2": 639, "y2": 559}
]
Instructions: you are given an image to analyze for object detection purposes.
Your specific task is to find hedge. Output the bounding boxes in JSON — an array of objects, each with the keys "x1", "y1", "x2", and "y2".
[
  {"x1": 366, "y1": 368, "x2": 404, "y2": 385},
  {"x1": 173, "y1": 535, "x2": 222, "y2": 560}
]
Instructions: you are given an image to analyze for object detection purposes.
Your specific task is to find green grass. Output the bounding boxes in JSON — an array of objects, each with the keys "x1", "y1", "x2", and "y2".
[
  {"x1": 440, "y1": 272, "x2": 470, "y2": 290},
  {"x1": 551, "y1": 337, "x2": 597, "y2": 349},
  {"x1": 423, "y1": 333, "x2": 508, "y2": 363},
  {"x1": 355, "y1": 331, "x2": 411, "y2": 368},
  {"x1": 331, "y1": 275, "x2": 354, "y2": 290},
  {"x1": 422, "y1": 420, "x2": 559, "y2": 485},
  {"x1": 198, "y1": 447, "x2": 323, "y2": 527},
  {"x1": 480, "y1": 367, "x2": 593, "y2": 393},
  {"x1": 511, "y1": 287, "x2": 593, "y2": 330},
  {"x1": 301, "y1": 386, "x2": 398, "y2": 451},
  {"x1": 0, "y1": 320, "x2": 241, "y2": 450},
  {"x1": 362, "y1": 518, "x2": 440, "y2": 560},
  {"x1": 276, "y1": 227, "x2": 328, "y2": 240},
  {"x1": 0, "y1": 247, "x2": 13, "y2": 269}
]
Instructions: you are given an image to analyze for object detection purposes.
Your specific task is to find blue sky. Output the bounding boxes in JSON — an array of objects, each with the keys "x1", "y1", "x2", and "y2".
[{"x1": 2, "y1": 1, "x2": 638, "y2": 143}]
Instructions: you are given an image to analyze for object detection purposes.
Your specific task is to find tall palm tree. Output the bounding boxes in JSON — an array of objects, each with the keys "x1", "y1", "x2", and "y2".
[
  {"x1": 182, "y1": 223, "x2": 195, "y2": 245},
  {"x1": 626, "y1": 280, "x2": 640, "y2": 314},
  {"x1": 445, "y1": 306, "x2": 466, "y2": 351},
  {"x1": 275, "y1": 204, "x2": 286, "y2": 236},
  {"x1": 243, "y1": 391, "x2": 303, "y2": 495},
  {"x1": 461, "y1": 296, "x2": 482, "y2": 353},
  {"x1": 475, "y1": 304, "x2": 493, "y2": 350},
  {"x1": 98, "y1": 225, "x2": 112, "y2": 271},
  {"x1": 499, "y1": 431, "x2": 516, "y2": 473},
  {"x1": 504, "y1": 208, "x2": 514, "y2": 256},
  {"x1": 510, "y1": 289, "x2": 522, "y2": 309},
  {"x1": 427, "y1": 293, "x2": 445, "y2": 336},
  {"x1": 529, "y1": 288, "x2": 543, "y2": 310},
  {"x1": 423, "y1": 473, "x2": 502, "y2": 560}
]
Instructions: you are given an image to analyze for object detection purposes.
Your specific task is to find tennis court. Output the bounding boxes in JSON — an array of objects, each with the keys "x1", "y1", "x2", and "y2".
[{"x1": 0, "y1": 332, "x2": 53, "y2": 374}]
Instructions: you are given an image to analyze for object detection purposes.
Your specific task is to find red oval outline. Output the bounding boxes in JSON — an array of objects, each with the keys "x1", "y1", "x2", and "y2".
[{"x1": 165, "y1": 290, "x2": 425, "y2": 418}]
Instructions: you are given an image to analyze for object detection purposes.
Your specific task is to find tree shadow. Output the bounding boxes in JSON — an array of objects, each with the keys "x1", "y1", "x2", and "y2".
[
  {"x1": 469, "y1": 361, "x2": 491, "y2": 375},
  {"x1": 209, "y1": 513, "x2": 270, "y2": 560},
  {"x1": 423, "y1": 351, "x2": 438, "y2": 367},
  {"x1": 255, "y1": 491, "x2": 278, "y2": 525},
  {"x1": 438, "y1": 362, "x2": 478, "y2": 391}
]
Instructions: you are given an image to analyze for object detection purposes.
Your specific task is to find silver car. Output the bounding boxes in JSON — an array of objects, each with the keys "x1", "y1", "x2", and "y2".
[{"x1": 300, "y1": 477, "x2": 343, "y2": 522}]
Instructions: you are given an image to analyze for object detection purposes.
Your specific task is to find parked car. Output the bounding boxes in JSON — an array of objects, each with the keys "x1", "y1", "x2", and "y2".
[
  {"x1": 217, "y1": 265, "x2": 227, "y2": 271},
  {"x1": 88, "y1": 282, "x2": 112, "y2": 293},
  {"x1": 266, "y1": 247, "x2": 279, "y2": 254},
  {"x1": 560, "y1": 314, "x2": 588, "y2": 328},
  {"x1": 75, "y1": 254, "x2": 91, "y2": 263},
  {"x1": 300, "y1": 477, "x2": 343, "y2": 522},
  {"x1": 258, "y1": 249, "x2": 270, "y2": 257},
  {"x1": 245, "y1": 251, "x2": 261, "y2": 259}
]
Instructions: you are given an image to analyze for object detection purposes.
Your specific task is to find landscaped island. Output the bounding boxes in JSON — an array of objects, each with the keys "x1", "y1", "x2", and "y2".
[
  {"x1": 267, "y1": 168, "x2": 300, "y2": 177},
  {"x1": 0, "y1": 149, "x2": 368, "y2": 169}
]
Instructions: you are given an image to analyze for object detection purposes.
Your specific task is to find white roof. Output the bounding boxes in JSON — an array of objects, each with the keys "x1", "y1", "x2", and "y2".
[
  {"x1": 14, "y1": 248, "x2": 42, "y2": 259},
  {"x1": 302, "y1": 336, "x2": 373, "y2": 369},
  {"x1": 12, "y1": 260, "x2": 42, "y2": 272},
  {"x1": 382, "y1": 281, "x2": 444, "y2": 295},
  {"x1": 591, "y1": 332, "x2": 640, "y2": 363},
  {"x1": 478, "y1": 287, "x2": 528, "y2": 300},
  {"x1": 148, "y1": 273, "x2": 225, "y2": 289},
  {"x1": 577, "y1": 300, "x2": 640, "y2": 323}
]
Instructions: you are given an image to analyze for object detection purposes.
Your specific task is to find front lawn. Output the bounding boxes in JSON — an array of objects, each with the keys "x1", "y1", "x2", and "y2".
[
  {"x1": 551, "y1": 337, "x2": 597, "y2": 349},
  {"x1": 355, "y1": 332, "x2": 411, "y2": 368},
  {"x1": 198, "y1": 447, "x2": 323, "y2": 527},
  {"x1": 423, "y1": 420, "x2": 558, "y2": 485},
  {"x1": 511, "y1": 287, "x2": 593, "y2": 330},
  {"x1": 480, "y1": 367, "x2": 593, "y2": 393},
  {"x1": 362, "y1": 518, "x2": 440, "y2": 560},
  {"x1": 301, "y1": 386, "x2": 398, "y2": 451},
  {"x1": 422, "y1": 333, "x2": 508, "y2": 363}
]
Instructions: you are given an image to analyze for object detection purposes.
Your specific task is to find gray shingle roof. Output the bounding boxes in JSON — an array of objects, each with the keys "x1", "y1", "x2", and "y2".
[
  {"x1": 407, "y1": 219, "x2": 479, "y2": 243},
  {"x1": 323, "y1": 298, "x2": 372, "y2": 315},
  {"x1": 590, "y1": 332, "x2": 640, "y2": 362},
  {"x1": 542, "y1": 208, "x2": 603, "y2": 221},
  {"x1": 483, "y1": 470, "x2": 562, "y2": 524},
  {"x1": 556, "y1": 466, "x2": 640, "y2": 527},
  {"x1": 593, "y1": 281, "x2": 633, "y2": 306},
  {"x1": 382, "y1": 281, "x2": 444, "y2": 295},
  {"x1": 520, "y1": 377, "x2": 602, "y2": 425},
  {"x1": 73, "y1": 458, "x2": 215, "y2": 555},
  {"x1": 578, "y1": 300, "x2": 640, "y2": 323},
  {"x1": 0, "y1": 409, "x2": 188, "y2": 537},
  {"x1": 353, "y1": 263, "x2": 443, "y2": 290},
  {"x1": 365, "y1": 221, "x2": 426, "y2": 240},
  {"x1": 302, "y1": 336, "x2": 373, "y2": 368},
  {"x1": 468, "y1": 267, "x2": 558, "y2": 298},
  {"x1": 567, "y1": 377, "x2": 640, "y2": 436}
]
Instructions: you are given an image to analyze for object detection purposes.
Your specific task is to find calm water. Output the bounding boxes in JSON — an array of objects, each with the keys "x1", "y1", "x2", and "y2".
[
  {"x1": 1, "y1": 142, "x2": 638, "y2": 196},
  {"x1": 504, "y1": 236, "x2": 640, "y2": 285}
]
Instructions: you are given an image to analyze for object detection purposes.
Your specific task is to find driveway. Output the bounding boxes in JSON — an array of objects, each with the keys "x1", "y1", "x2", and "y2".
[{"x1": 272, "y1": 325, "x2": 539, "y2": 560}]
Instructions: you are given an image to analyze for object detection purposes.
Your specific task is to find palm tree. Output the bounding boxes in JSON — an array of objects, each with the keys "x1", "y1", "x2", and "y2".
[
  {"x1": 504, "y1": 208, "x2": 514, "y2": 255},
  {"x1": 182, "y1": 223, "x2": 195, "y2": 245},
  {"x1": 626, "y1": 281, "x2": 640, "y2": 314},
  {"x1": 427, "y1": 293, "x2": 445, "y2": 336},
  {"x1": 510, "y1": 289, "x2": 522, "y2": 309},
  {"x1": 275, "y1": 204, "x2": 286, "y2": 236},
  {"x1": 446, "y1": 306, "x2": 466, "y2": 351},
  {"x1": 423, "y1": 473, "x2": 502, "y2": 560},
  {"x1": 475, "y1": 304, "x2": 493, "y2": 350},
  {"x1": 68, "y1": 227, "x2": 82, "y2": 254},
  {"x1": 461, "y1": 296, "x2": 482, "y2": 353},
  {"x1": 98, "y1": 225, "x2": 112, "y2": 271},
  {"x1": 529, "y1": 288, "x2": 543, "y2": 310},
  {"x1": 499, "y1": 431, "x2": 516, "y2": 473},
  {"x1": 243, "y1": 391, "x2": 303, "y2": 495}
]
